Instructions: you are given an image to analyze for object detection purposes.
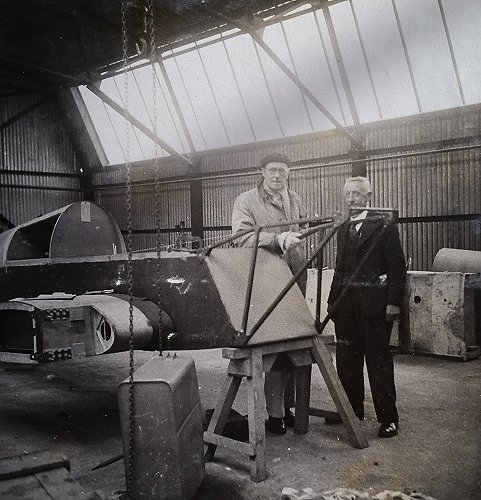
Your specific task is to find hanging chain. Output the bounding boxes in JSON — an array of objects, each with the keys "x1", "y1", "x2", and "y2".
[
  {"x1": 147, "y1": 0, "x2": 164, "y2": 356},
  {"x1": 121, "y1": 1, "x2": 135, "y2": 497}
]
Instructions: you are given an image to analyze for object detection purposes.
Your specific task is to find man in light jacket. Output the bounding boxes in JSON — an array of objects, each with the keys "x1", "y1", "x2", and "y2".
[{"x1": 232, "y1": 152, "x2": 306, "y2": 435}]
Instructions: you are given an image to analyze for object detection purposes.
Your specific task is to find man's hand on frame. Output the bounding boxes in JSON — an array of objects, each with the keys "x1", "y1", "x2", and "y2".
[{"x1": 278, "y1": 231, "x2": 302, "y2": 251}]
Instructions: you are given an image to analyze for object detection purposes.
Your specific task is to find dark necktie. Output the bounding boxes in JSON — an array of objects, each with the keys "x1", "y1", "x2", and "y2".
[
  {"x1": 349, "y1": 222, "x2": 359, "y2": 239},
  {"x1": 272, "y1": 193, "x2": 283, "y2": 211}
]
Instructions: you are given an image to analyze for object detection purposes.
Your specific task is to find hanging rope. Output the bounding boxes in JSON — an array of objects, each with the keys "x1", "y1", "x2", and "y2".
[
  {"x1": 147, "y1": 0, "x2": 164, "y2": 356},
  {"x1": 121, "y1": 0, "x2": 135, "y2": 497}
]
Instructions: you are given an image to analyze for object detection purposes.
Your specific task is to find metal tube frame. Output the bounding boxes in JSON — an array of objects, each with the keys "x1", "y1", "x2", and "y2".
[
  {"x1": 245, "y1": 218, "x2": 342, "y2": 344},
  {"x1": 200, "y1": 208, "x2": 395, "y2": 346},
  {"x1": 239, "y1": 228, "x2": 261, "y2": 341},
  {"x1": 245, "y1": 213, "x2": 388, "y2": 343}
]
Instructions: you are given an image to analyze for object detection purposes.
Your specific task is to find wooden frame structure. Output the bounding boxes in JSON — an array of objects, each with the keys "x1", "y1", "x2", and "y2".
[{"x1": 203, "y1": 336, "x2": 368, "y2": 482}]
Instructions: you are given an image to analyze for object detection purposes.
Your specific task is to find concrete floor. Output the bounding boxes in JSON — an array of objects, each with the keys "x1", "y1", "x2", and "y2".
[{"x1": 1, "y1": 347, "x2": 480, "y2": 500}]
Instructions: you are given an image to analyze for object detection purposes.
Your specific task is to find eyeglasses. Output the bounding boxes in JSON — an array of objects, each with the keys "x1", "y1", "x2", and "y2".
[{"x1": 264, "y1": 167, "x2": 289, "y2": 176}]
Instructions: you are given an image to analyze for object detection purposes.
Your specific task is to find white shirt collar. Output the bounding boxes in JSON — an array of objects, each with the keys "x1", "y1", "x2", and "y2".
[
  {"x1": 350, "y1": 210, "x2": 368, "y2": 221},
  {"x1": 350, "y1": 210, "x2": 368, "y2": 232}
]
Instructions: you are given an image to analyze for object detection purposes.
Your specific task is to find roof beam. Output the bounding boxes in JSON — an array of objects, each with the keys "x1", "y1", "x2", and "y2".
[
  {"x1": 199, "y1": 7, "x2": 362, "y2": 150},
  {"x1": 158, "y1": 59, "x2": 197, "y2": 156},
  {"x1": 0, "y1": 55, "x2": 84, "y2": 88},
  {"x1": 321, "y1": 4, "x2": 360, "y2": 126},
  {"x1": 437, "y1": 0, "x2": 465, "y2": 105},
  {"x1": 95, "y1": 1, "x2": 350, "y2": 80},
  {"x1": 86, "y1": 84, "x2": 195, "y2": 169},
  {"x1": 56, "y1": 88, "x2": 108, "y2": 170}
]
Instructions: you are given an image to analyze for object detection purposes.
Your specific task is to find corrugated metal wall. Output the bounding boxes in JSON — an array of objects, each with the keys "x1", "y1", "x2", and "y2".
[
  {"x1": 367, "y1": 107, "x2": 481, "y2": 269},
  {"x1": 93, "y1": 104, "x2": 481, "y2": 270},
  {"x1": 0, "y1": 94, "x2": 82, "y2": 224},
  {"x1": 94, "y1": 180, "x2": 191, "y2": 251}
]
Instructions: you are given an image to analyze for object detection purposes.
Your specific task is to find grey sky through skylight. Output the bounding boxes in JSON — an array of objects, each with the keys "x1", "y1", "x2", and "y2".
[{"x1": 79, "y1": 0, "x2": 481, "y2": 166}]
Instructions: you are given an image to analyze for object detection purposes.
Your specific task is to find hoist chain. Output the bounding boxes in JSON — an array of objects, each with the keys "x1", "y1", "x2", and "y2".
[
  {"x1": 147, "y1": 0, "x2": 164, "y2": 356},
  {"x1": 121, "y1": 0, "x2": 135, "y2": 498}
]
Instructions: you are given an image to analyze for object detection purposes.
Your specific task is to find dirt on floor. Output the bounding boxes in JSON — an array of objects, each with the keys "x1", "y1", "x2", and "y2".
[{"x1": 0, "y1": 347, "x2": 480, "y2": 500}]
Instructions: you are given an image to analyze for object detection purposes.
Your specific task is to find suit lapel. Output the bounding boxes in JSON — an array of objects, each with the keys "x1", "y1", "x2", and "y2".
[
  {"x1": 337, "y1": 223, "x2": 349, "y2": 255},
  {"x1": 356, "y1": 214, "x2": 380, "y2": 249}
]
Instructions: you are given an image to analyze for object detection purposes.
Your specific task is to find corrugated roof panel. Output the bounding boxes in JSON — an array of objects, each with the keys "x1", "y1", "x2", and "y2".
[
  {"x1": 169, "y1": 49, "x2": 230, "y2": 149},
  {"x1": 222, "y1": 33, "x2": 283, "y2": 141},
  {"x1": 281, "y1": 12, "x2": 347, "y2": 130},
  {"x1": 76, "y1": 0, "x2": 481, "y2": 166},
  {"x1": 349, "y1": 0, "x2": 419, "y2": 119},
  {"x1": 442, "y1": 0, "x2": 481, "y2": 105},
  {"x1": 395, "y1": 0, "x2": 463, "y2": 112},
  {"x1": 329, "y1": 1, "x2": 379, "y2": 123},
  {"x1": 196, "y1": 41, "x2": 256, "y2": 145},
  {"x1": 109, "y1": 75, "x2": 149, "y2": 160},
  {"x1": 313, "y1": 10, "x2": 352, "y2": 125},
  {"x1": 153, "y1": 65, "x2": 191, "y2": 153},
  {"x1": 163, "y1": 54, "x2": 208, "y2": 151},
  {"x1": 79, "y1": 86, "x2": 126, "y2": 164},
  {"x1": 258, "y1": 22, "x2": 313, "y2": 137}
]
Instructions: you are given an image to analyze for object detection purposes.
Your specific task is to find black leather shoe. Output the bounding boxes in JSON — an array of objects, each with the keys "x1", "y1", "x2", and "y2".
[
  {"x1": 284, "y1": 409, "x2": 295, "y2": 428},
  {"x1": 378, "y1": 422, "x2": 399, "y2": 438},
  {"x1": 266, "y1": 416, "x2": 287, "y2": 435}
]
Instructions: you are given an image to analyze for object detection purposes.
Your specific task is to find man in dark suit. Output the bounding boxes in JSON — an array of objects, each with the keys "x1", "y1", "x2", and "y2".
[{"x1": 327, "y1": 176, "x2": 406, "y2": 438}]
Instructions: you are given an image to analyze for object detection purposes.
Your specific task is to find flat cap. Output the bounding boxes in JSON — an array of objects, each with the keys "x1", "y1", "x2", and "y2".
[{"x1": 260, "y1": 152, "x2": 290, "y2": 169}]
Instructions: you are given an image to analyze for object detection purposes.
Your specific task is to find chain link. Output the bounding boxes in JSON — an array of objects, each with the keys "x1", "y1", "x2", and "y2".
[
  {"x1": 121, "y1": 1, "x2": 135, "y2": 497},
  {"x1": 147, "y1": 0, "x2": 164, "y2": 356}
]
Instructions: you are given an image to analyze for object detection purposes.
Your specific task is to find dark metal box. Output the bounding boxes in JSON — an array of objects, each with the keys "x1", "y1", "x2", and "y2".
[{"x1": 119, "y1": 356, "x2": 204, "y2": 499}]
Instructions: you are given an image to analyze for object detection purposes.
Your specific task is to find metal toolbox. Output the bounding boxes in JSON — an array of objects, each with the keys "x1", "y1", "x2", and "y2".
[{"x1": 119, "y1": 356, "x2": 204, "y2": 499}]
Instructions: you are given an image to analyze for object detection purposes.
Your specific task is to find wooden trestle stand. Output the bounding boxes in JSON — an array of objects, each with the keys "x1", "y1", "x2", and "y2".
[
  {"x1": 201, "y1": 212, "x2": 386, "y2": 482},
  {"x1": 203, "y1": 334, "x2": 368, "y2": 482}
]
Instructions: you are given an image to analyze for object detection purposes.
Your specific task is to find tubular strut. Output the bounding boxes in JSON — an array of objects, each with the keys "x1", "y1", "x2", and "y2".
[{"x1": 201, "y1": 208, "x2": 397, "y2": 345}]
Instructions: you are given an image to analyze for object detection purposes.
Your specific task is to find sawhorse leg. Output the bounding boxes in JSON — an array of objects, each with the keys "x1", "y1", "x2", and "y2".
[
  {"x1": 204, "y1": 372, "x2": 242, "y2": 462},
  {"x1": 203, "y1": 347, "x2": 267, "y2": 482},
  {"x1": 294, "y1": 365, "x2": 311, "y2": 435},
  {"x1": 245, "y1": 349, "x2": 267, "y2": 481},
  {"x1": 310, "y1": 336, "x2": 368, "y2": 449}
]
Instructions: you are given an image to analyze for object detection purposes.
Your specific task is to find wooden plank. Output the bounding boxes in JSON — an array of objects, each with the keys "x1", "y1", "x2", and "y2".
[
  {"x1": 204, "y1": 374, "x2": 242, "y2": 461},
  {"x1": 294, "y1": 365, "x2": 311, "y2": 435},
  {"x1": 262, "y1": 353, "x2": 276, "y2": 373},
  {"x1": 222, "y1": 347, "x2": 251, "y2": 359},
  {"x1": 286, "y1": 349, "x2": 312, "y2": 367},
  {"x1": 227, "y1": 358, "x2": 252, "y2": 377},
  {"x1": 0, "y1": 474, "x2": 52, "y2": 499},
  {"x1": 0, "y1": 352, "x2": 37, "y2": 364},
  {"x1": 311, "y1": 336, "x2": 368, "y2": 449},
  {"x1": 223, "y1": 337, "x2": 314, "y2": 360},
  {"x1": 36, "y1": 468, "x2": 101, "y2": 499},
  {"x1": 247, "y1": 348, "x2": 267, "y2": 482},
  {"x1": 203, "y1": 432, "x2": 253, "y2": 455},
  {"x1": 309, "y1": 408, "x2": 340, "y2": 420},
  {"x1": 0, "y1": 451, "x2": 69, "y2": 480},
  {"x1": 258, "y1": 338, "x2": 315, "y2": 356}
]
